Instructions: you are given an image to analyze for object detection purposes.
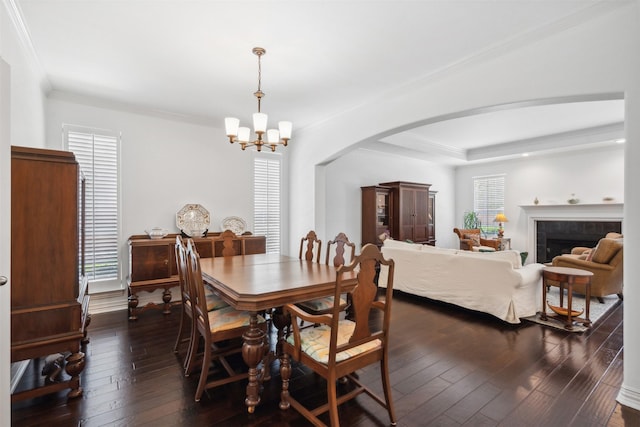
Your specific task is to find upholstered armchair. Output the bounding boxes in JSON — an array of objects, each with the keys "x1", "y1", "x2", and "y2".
[
  {"x1": 453, "y1": 228, "x2": 500, "y2": 251},
  {"x1": 551, "y1": 236, "x2": 623, "y2": 303}
]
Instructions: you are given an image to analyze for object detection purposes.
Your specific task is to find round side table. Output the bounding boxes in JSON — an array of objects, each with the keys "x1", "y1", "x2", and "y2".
[{"x1": 541, "y1": 266, "x2": 594, "y2": 330}]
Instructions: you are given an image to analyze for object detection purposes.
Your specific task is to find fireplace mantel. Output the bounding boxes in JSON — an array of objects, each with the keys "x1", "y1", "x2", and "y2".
[{"x1": 521, "y1": 203, "x2": 623, "y2": 262}]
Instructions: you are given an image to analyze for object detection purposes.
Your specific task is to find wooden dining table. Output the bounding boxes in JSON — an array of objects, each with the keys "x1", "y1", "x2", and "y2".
[{"x1": 199, "y1": 253, "x2": 357, "y2": 413}]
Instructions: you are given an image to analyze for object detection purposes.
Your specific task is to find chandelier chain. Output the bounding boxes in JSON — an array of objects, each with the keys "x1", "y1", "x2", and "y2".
[{"x1": 256, "y1": 49, "x2": 263, "y2": 113}]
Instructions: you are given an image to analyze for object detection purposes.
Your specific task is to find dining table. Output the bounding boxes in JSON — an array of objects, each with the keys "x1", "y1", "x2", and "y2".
[{"x1": 199, "y1": 252, "x2": 357, "y2": 413}]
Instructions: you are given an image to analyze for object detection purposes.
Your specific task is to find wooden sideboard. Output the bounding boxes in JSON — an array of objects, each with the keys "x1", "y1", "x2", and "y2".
[
  {"x1": 11, "y1": 146, "x2": 89, "y2": 401},
  {"x1": 127, "y1": 233, "x2": 266, "y2": 319}
]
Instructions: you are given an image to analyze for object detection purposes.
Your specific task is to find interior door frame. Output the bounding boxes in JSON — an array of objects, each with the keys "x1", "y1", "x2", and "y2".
[{"x1": 1, "y1": 57, "x2": 12, "y2": 425}]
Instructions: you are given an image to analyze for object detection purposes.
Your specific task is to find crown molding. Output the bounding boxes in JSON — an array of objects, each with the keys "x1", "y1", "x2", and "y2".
[{"x1": 3, "y1": 0, "x2": 51, "y2": 92}]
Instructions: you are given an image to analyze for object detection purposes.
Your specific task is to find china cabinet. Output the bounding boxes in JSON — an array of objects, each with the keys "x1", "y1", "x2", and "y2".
[
  {"x1": 11, "y1": 146, "x2": 89, "y2": 401},
  {"x1": 361, "y1": 186, "x2": 391, "y2": 246}
]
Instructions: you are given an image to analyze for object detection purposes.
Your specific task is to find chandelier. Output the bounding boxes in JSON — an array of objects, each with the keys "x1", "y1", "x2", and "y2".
[{"x1": 224, "y1": 47, "x2": 292, "y2": 152}]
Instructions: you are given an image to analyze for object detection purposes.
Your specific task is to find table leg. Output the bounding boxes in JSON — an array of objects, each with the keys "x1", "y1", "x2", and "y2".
[
  {"x1": 584, "y1": 280, "x2": 592, "y2": 327},
  {"x1": 540, "y1": 277, "x2": 548, "y2": 321},
  {"x1": 242, "y1": 312, "x2": 266, "y2": 413},
  {"x1": 565, "y1": 281, "x2": 574, "y2": 330}
]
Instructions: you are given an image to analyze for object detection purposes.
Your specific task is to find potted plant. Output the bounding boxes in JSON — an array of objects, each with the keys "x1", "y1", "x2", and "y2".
[{"x1": 463, "y1": 211, "x2": 481, "y2": 229}]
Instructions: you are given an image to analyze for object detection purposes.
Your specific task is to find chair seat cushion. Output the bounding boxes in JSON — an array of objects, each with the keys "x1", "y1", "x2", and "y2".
[
  {"x1": 296, "y1": 295, "x2": 347, "y2": 313},
  {"x1": 208, "y1": 306, "x2": 265, "y2": 333},
  {"x1": 205, "y1": 288, "x2": 229, "y2": 311},
  {"x1": 286, "y1": 319, "x2": 381, "y2": 364}
]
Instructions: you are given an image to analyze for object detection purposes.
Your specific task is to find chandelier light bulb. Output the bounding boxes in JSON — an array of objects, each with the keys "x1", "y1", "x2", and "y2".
[
  {"x1": 225, "y1": 117, "x2": 239, "y2": 137},
  {"x1": 267, "y1": 129, "x2": 280, "y2": 144},
  {"x1": 278, "y1": 121, "x2": 292, "y2": 140},
  {"x1": 237, "y1": 127, "x2": 250, "y2": 143},
  {"x1": 253, "y1": 113, "x2": 268, "y2": 134}
]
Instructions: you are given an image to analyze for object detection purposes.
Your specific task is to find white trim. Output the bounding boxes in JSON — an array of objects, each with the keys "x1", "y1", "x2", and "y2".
[
  {"x1": 2, "y1": 0, "x2": 51, "y2": 92},
  {"x1": 88, "y1": 290, "x2": 128, "y2": 314},
  {"x1": 521, "y1": 203, "x2": 624, "y2": 263},
  {"x1": 617, "y1": 384, "x2": 640, "y2": 412}
]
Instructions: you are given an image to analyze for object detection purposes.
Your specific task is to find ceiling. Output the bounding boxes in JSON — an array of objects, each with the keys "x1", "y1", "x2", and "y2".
[{"x1": 13, "y1": 0, "x2": 625, "y2": 164}]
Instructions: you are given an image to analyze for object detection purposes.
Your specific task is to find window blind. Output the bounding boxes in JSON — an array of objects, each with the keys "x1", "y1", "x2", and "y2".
[
  {"x1": 254, "y1": 156, "x2": 281, "y2": 254},
  {"x1": 473, "y1": 174, "x2": 505, "y2": 236},
  {"x1": 65, "y1": 126, "x2": 120, "y2": 284}
]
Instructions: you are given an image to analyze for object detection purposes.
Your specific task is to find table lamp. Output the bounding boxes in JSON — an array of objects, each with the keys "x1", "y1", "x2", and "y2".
[{"x1": 494, "y1": 213, "x2": 508, "y2": 238}]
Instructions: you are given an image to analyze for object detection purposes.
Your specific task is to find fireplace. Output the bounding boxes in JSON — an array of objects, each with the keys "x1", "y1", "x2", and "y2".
[
  {"x1": 536, "y1": 220, "x2": 622, "y2": 263},
  {"x1": 522, "y1": 202, "x2": 623, "y2": 263}
]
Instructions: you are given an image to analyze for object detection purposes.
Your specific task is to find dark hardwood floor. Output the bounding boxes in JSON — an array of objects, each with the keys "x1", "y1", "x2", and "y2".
[{"x1": 11, "y1": 290, "x2": 639, "y2": 426}]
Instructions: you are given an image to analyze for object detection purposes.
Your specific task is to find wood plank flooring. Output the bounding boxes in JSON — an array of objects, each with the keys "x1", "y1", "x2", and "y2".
[{"x1": 11, "y1": 290, "x2": 639, "y2": 426}]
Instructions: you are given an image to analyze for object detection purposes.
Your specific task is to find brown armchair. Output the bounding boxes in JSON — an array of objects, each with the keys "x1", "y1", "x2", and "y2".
[
  {"x1": 551, "y1": 237, "x2": 623, "y2": 303},
  {"x1": 453, "y1": 228, "x2": 500, "y2": 251}
]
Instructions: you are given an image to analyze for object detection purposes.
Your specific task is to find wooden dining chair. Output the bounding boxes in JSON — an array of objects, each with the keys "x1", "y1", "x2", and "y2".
[
  {"x1": 296, "y1": 232, "x2": 353, "y2": 317},
  {"x1": 184, "y1": 239, "x2": 267, "y2": 402},
  {"x1": 218, "y1": 229, "x2": 244, "y2": 256},
  {"x1": 299, "y1": 230, "x2": 322, "y2": 263},
  {"x1": 280, "y1": 243, "x2": 397, "y2": 426},
  {"x1": 173, "y1": 236, "x2": 228, "y2": 374}
]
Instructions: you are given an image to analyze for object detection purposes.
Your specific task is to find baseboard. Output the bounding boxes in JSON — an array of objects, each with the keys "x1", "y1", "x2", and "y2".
[
  {"x1": 88, "y1": 289, "x2": 128, "y2": 314},
  {"x1": 617, "y1": 383, "x2": 640, "y2": 411}
]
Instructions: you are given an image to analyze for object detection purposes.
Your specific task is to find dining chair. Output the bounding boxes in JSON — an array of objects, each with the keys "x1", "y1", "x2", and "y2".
[
  {"x1": 280, "y1": 243, "x2": 397, "y2": 426},
  {"x1": 299, "y1": 230, "x2": 322, "y2": 263},
  {"x1": 218, "y1": 229, "x2": 244, "y2": 256},
  {"x1": 296, "y1": 232, "x2": 353, "y2": 317},
  {"x1": 184, "y1": 239, "x2": 267, "y2": 402},
  {"x1": 173, "y1": 236, "x2": 228, "y2": 374}
]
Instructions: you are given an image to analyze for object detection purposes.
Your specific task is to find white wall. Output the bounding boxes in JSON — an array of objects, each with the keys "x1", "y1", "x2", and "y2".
[
  {"x1": 455, "y1": 145, "x2": 625, "y2": 254},
  {"x1": 1, "y1": 1, "x2": 49, "y2": 421},
  {"x1": 323, "y1": 148, "x2": 456, "y2": 249},
  {"x1": 46, "y1": 94, "x2": 261, "y2": 291},
  {"x1": 0, "y1": 1, "x2": 46, "y2": 147}
]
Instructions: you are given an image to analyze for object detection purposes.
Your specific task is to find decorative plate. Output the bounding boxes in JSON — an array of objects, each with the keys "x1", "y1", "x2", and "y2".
[
  {"x1": 176, "y1": 204, "x2": 210, "y2": 237},
  {"x1": 221, "y1": 216, "x2": 247, "y2": 235}
]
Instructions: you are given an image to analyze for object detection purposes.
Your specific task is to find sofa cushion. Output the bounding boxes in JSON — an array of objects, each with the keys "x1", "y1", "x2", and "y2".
[
  {"x1": 591, "y1": 238, "x2": 622, "y2": 264},
  {"x1": 383, "y1": 239, "x2": 422, "y2": 250},
  {"x1": 463, "y1": 233, "x2": 481, "y2": 247}
]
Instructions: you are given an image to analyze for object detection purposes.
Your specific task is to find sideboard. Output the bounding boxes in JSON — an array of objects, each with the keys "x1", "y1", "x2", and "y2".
[{"x1": 127, "y1": 233, "x2": 266, "y2": 319}]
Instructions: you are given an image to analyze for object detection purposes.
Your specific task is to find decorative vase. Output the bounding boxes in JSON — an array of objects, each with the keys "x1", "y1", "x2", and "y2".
[
  {"x1": 534, "y1": 197, "x2": 539, "y2": 205},
  {"x1": 567, "y1": 194, "x2": 579, "y2": 204}
]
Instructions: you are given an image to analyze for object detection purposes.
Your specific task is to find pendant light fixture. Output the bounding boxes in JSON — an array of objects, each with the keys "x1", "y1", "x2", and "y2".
[{"x1": 224, "y1": 47, "x2": 292, "y2": 152}]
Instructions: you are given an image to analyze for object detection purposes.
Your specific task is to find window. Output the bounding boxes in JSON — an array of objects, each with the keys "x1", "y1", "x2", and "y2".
[
  {"x1": 473, "y1": 174, "x2": 505, "y2": 236},
  {"x1": 64, "y1": 125, "x2": 120, "y2": 288},
  {"x1": 254, "y1": 155, "x2": 281, "y2": 254}
]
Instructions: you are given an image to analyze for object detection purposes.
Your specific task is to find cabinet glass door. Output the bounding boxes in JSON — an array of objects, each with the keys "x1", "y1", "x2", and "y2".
[{"x1": 376, "y1": 192, "x2": 389, "y2": 228}]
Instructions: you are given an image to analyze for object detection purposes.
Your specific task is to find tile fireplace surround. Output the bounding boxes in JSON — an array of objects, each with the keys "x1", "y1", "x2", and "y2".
[{"x1": 520, "y1": 203, "x2": 623, "y2": 263}]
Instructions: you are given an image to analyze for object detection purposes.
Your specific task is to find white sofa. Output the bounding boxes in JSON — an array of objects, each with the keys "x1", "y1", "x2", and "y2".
[{"x1": 378, "y1": 240, "x2": 543, "y2": 324}]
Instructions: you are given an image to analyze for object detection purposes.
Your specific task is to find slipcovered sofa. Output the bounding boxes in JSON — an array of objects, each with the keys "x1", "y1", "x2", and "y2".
[{"x1": 378, "y1": 240, "x2": 544, "y2": 323}]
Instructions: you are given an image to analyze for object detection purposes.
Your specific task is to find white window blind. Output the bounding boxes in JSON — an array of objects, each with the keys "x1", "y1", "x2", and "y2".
[
  {"x1": 473, "y1": 174, "x2": 505, "y2": 236},
  {"x1": 254, "y1": 156, "x2": 281, "y2": 254},
  {"x1": 65, "y1": 126, "x2": 120, "y2": 285}
]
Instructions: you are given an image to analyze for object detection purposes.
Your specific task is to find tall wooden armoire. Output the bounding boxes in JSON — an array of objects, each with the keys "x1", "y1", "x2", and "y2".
[
  {"x1": 379, "y1": 181, "x2": 433, "y2": 245},
  {"x1": 11, "y1": 146, "x2": 89, "y2": 401}
]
